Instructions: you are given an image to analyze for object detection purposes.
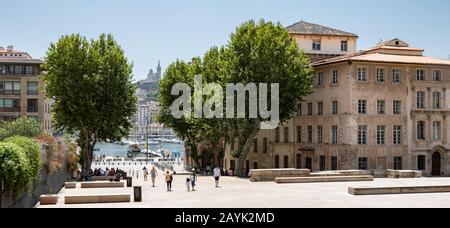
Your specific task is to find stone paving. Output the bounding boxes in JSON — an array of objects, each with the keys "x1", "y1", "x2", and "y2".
[{"x1": 37, "y1": 172, "x2": 450, "y2": 208}]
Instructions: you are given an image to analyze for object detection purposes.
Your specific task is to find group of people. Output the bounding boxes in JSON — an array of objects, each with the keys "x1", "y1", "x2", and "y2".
[
  {"x1": 142, "y1": 166, "x2": 159, "y2": 187},
  {"x1": 91, "y1": 167, "x2": 117, "y2": 177}
]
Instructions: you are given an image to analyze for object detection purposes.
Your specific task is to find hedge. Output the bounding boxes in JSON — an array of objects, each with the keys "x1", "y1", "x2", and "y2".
[
  {"x1": 0, "y1": 143, "x2": 32, "y2": 194},
  {"x1": 4, "y1": 136, "x2": 42, "y2": 180}
]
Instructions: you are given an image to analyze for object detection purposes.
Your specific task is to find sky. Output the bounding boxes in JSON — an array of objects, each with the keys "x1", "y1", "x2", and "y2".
[{"x1": 1, "y1": 0, "x2": 450, "y2": 81}]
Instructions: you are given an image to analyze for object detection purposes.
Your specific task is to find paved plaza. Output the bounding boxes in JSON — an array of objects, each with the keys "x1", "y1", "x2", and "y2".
[{"x1": 36, "y1": 170, "x2": 450, "y2": 208}]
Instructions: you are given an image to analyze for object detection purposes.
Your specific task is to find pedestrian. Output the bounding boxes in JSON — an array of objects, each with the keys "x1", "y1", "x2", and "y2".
[
  {"x1": 165, "y1": 171, "x2": 173, "y2": 191},
  {"x1": 190, "y1": 169, "x2": 197, "y2": 191},
  {"x1": 186, "y1": 177, "x2": 191, "y2": 191},
  {"x1": 150, "y1": 166, "x2": 158, "y2": 187},
  {"x1": 213, "y1": 166, "x2": 221, "y2": 188},
  {"x1": 143, "y1": 167, "x2": 148, "y2": 181}
]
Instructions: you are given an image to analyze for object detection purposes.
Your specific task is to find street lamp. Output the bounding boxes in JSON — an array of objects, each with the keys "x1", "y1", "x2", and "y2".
[{"x1": 145, "y1": 114, "x2": 149, "y2": 162}]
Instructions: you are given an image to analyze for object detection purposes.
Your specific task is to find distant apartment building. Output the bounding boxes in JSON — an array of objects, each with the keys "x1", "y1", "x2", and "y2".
[
  {"x1": 224, "y1": 21, "x2": 450, "y2": 177},
  {"x1": 287, "y1": 20, "x2": 358, "y2": 62},
  {"x1": 0, "y1": 45, "x2": 52, "y2": 133}
]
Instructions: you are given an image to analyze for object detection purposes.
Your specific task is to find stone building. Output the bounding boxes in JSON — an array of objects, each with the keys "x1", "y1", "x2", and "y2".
[
  {"x1": 224, "y1": 37, "x2": 450, "y2": 177},
  {"x1": 0, "y1": 45, "x2": 52, "y2": 133}
]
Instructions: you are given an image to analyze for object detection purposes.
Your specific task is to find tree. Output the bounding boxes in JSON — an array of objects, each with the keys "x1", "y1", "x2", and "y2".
[
  {"x1": 225, "y1": 20, "x2": 313, "y2": 176},
  {"x1": 43, "y1": 34, "x2": 137, "y2": 178},
  {"x1": 0, "y1": 142, "x2": 32, "y2": 194},
  {"x1": 0, "y1": 118, "x2": 43, "y2": 141},
  {"x1": 4, "y1": 136, "x2": 42, "y2": 180}
]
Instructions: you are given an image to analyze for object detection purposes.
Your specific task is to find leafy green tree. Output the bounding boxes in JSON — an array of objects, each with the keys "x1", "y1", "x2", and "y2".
[
  {"x1": 225, "y1": 20, "x2": 313, "y2": 176},
  {"x1": 4, "y1": 136, "x2": 42, "y2": 180},
  {"x1": 43, "y1": 34, "x2": 137, "y2": 177},
  {"x1": 0, "y1": 118, "x2": 43, "y2": 141}
]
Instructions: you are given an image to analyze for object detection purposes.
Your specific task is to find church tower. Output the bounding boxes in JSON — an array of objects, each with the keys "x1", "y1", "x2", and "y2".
[{"x1": 156, "y1": 61, "x2": 162, "y2": 80}]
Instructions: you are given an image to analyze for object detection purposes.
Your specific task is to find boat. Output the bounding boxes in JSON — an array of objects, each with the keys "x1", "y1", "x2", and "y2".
[{"x1": 127, "y1": 143, "x2": 141, "y2": 153}]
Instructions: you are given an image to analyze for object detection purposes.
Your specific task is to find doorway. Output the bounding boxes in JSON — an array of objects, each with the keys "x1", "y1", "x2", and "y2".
[
  {"x1": 306, "y1": 157, "x2": 312, "y2": 171},
  {"x1": 432, "y1": 152, "x2": 441, "y2": 176}
]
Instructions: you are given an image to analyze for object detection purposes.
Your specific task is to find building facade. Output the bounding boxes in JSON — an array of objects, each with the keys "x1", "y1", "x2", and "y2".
[
  {"x1": 224, "y1": 32, "x2": 450, "y2": 176},
  {"x1": 0, "y1": 45, "x2": 52, "y2": 133}
]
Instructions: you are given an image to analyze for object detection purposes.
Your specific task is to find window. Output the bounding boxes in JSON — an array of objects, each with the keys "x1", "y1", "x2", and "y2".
[
  {"x1": 393, "y1": 69, "x2": 401, "y2": 83},
  {"x1": 307, "y1": 126, "x2": 313, "y2": 144},
  {"x1": 417, "y1": 155, "x2": 426, "y2": 170},
  {"x1": 376, "y1": 68, "x2": 385, "y2": 83},
  {"x1": 331, "y1": 126, "x2": 338, "y2": 144},
  {"x1": 393, "y1": 125, "x2": 402, "y2": 145},
  {"x1": 317, "y1": 126, "x2": 323, "y2": 144},
  {"x1": 318, "y1": 102, "x2": 323, "y2": 115},
  {"x1": 417, "y1": 91, "x2": 426, "y2": 109},
  {"x1": 377, "y1": 100, "x2": 386, "y2": 114},
  {"x1": 332, "y1": 100, "x2": 339, "y2": 114},
  {"x1": 377, "y1": 125, "x2": 386, "y2": 145},
  {"x1": 284, "y1": 127, "x2": 289, "y2": 143},
  {"x1": 275, "y1": 128, "x2": 280, "y2": 143},
  {"x1": 358, "y1": 157, "x2": 368, "y2": 170},
  {"x1": 0, "y1": 99, "x2": 20, "y2": 112},
  {"x1": 433, "y1": 121, "x2": 441, "y2": 140},
  {"x1": 275, "y1": 156, "x2": 280, "y2": 169},
  {"x1": 320, "y1": 156, "x2": 326, "y2": 171},
  {"x1": 27, "y1": 99, "x2": 38, "y2": 113},
  {"x1": 416, "y1": 69, "x2": 425, "y2": 81},
  {"x1": 27, "y1": 82, "x2": 38, "y2": 95},
  {"x1": 393, "y1": 100, "x2": 402, "y2": 115},
  {"x1": 297, "y1": 103, "x2": 302, "y2": 116},
  {"x1": 3, "y1": 81, "x2": 21, "y2": 95},
  {"x1": 307, "y1": 103, "x2": 313, "y2": 115},
  {"x1": 25, "y1": 66, "x2": 34, "y2": 75},
  {"x1": 433, "y1": 70, "x2": 441, "y2": 81},
  {"x1": 253, "y1": 162, "x2": 258, "y2": 170},
  {"x1": 358, "y1": 100, "x2": 367, "y2": 114},
  {"x1": 394, "y1": 157, "x2": 403, "y2": 170},
  {"x1": 284, "y1": 156, "x2": 289, "y2": 168},
  {"x1": 312, "y1": 40, "x2": 321, "y2": 51},
  {"x1": 341, "y1": 41, "x2": 348, "y2": 52},
  {"x1": 317, "y1": 72, "x2": 324, "y2": 86},
  {"x1": 358, "y1": 67, "x2": 367, "y2": 82},
  {"x1": 332, "y1": 70, "x2": 339, "y2": 84},
  {"x1": 253, "y1": 138, "x2": 258, "y2": 153},
  {"x1": 296, "y1": 154, "x2": 302, "y2": 169},
  {"x1": 0, "y1": 65, "x2": 6, "y2": 74},
  {"x1": 263, "y1": 138, "x2": 268, "y2": 153},
  {"x1": 417, "y1": 121, "x2": 426, "y2": 140},
  {"x1": 14, "y1": 65, "x2": 23, "y2": 75},
  {"x1": 433, "y1": 92, "x2": 441, "y2": 109},
  {"x1": 358, "y1": 125, "x2": 367, "y2": 145},
  {"x1": 296, "y1": 126, "x2": 302, "y2": 143},
  {"x1": 331, "y1": 157, "x2": 338, "y2": 170}
]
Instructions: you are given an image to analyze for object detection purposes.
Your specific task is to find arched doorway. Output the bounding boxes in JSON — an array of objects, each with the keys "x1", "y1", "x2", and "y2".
[{"x1": 432, "y1": 152, "x2": 441, "y2": 176}]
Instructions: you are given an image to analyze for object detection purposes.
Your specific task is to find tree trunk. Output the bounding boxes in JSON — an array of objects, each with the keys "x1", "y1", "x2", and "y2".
[
  {"x1": 79, "y1": 130, "x2": 95, "y2": 181},
  {"x1": 235, "y1": 128, "x2": 259, "y2": 177}
]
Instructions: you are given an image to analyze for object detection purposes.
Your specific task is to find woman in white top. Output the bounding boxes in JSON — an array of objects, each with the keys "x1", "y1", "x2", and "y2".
[{"x1": 213, "y1": 166, "x2": 221, "y2": 188}]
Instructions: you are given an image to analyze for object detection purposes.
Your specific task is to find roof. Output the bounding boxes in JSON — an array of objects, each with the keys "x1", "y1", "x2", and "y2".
[
  {"x1": 0, "y1": 58, "x2": 44, "y2": 64},
  {"x1": 287, "y1": 20, "x2": 358, "y2": 37},
  {"x1": 312, "y1": 51, "x2": 450, "y2": 67}
]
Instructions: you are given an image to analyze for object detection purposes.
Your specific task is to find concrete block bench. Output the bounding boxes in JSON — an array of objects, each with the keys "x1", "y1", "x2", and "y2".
[
  {"x1": 275, "y1": 175, "x2": 374, "y2": 184},
  {"x1": 40, "y1": 195, "x2": 59, "y2": 205},
  {"x1": 91, "y1": 175, "x2": 118, "y2": 181},
  {"x1": 65, "y1": 182, "x2": 77, "y2": 189},
  {"x1": 349, "y1": 185, "x2": 450, "y2": 195},
  {"x1": 250, "y1": 169, "x2": 310, "y2": 182},
  {"x1": 387, "y1": 170, "x2": 422, "y2": 178},
  {"x1": 80, "y1": 181, "x2": 125, "y2": 188},
  {"x1": 65, "y1": 194, "x2": 131, "y2": 204},
  {"x1": 311, "y1": 170, "x2": 373, "y2": 177}
]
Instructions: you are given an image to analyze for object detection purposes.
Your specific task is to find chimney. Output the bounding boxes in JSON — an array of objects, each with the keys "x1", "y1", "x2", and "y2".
[
  {"x1": 7, "y1": 45, "x2": 14, "y2": 52},
  {"x1": 0, "y1": 46, "x2": 5, "y2": 51}
]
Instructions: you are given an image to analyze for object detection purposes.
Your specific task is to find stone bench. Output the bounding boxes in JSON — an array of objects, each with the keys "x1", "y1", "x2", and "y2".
[
  {"x1": 349, "y1": 185, "x2": 450, "y2": 195},
  {"x1": 249, "y1": 169, "x2": 311, "y2": 182},
  {"x1": 387, "y1": 170, "x2": 422, "y2": 178},
  {"x1": 40, "y1": 195, "x2": 59, "y2": 205},
  {"x1": 275, "y1": 175, "x2": 374, "y2": 184},
  {"x1": 80, "y1": 181, "x2": 125, "y2": 189},
  {"x1": 65, "y1": 194, "x2": 131, "y2": 204},
  {"x1": 65, "y1": 182, "x2": 77, "y2": 189},
  {"x1": 311, "y1": 170, "x2": 373, "y2": 177},
  {"x1": 91, "y1": 175, "x2": 118, "y2": 181}
]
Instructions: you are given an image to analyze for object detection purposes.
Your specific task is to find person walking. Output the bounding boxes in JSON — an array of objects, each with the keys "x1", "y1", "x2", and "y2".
[
  {"x1": 186, "y1": 177, "x2": 191, "y2": 192},
  {"x1": 190, "y1": 168, "x2": 198, "y2": 191},
  {"x1": 143, "y1": 167, "x2": 148, "y2": 181},
  {"x1": 213, "y1": 166, "x2": 221, "y2": 188},
  {"x1": 165, "y1": 171, "x2": 173, "y2": 192},
  {"x1": 150, "y1": 166, "x2": 158, "y2": 187}
]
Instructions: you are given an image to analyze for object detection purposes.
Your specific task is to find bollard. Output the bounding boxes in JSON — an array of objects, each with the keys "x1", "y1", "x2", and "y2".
[
  {"x1": 134, "y1": 186, "x2": 142, "y2": 202},
  {"x1": 126, "y1": 177, "x2": 132, "y2": 187}
]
